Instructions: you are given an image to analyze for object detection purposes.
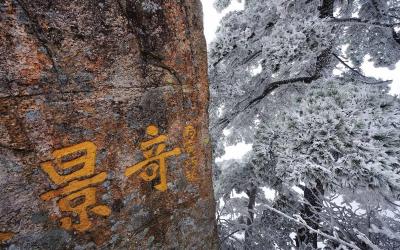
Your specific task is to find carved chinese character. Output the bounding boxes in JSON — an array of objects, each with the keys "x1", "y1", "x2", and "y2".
[
  {"x1": 40, "y1": 142, "x2": 111, "y2": 232},
  {"x1": 183, "y1": 125, "x2": 199, "y2": 182},
  {"x1": 125, "y1": 125, "x2": 181, "y2": 191}
]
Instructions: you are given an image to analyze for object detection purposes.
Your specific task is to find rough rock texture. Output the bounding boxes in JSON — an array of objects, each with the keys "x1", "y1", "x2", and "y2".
[{"x1": 0, "y1": 0, "x2": 218, "y2": 249}]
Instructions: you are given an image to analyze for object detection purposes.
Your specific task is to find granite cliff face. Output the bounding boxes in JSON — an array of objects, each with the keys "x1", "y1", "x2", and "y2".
[{"x1": 0, "y1": 0, "x2": 217, "y2": 248}]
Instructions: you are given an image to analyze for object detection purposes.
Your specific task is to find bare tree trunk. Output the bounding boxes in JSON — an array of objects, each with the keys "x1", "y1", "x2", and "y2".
[
  {"x1": 295, "y1": 2, "x2": 334, "y2": 247},
  {"x1": 318, "y1": 0, "x2": 334, "y2": 18},
  {"x1": 296, "y1": 181, "x2": 324, "y2": 249},
  {"x1": 244, "y1": 185, "x2": 257, "y2": 249}
]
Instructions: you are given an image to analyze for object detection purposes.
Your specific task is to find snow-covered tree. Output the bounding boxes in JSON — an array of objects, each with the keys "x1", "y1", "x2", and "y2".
[
  {"x1": 209, "y1": 0, "x2": 400, "y2": 136},
  {"x1": 252, "y1": 78, "x2": 400, "y2": 248},
  {"x1": 254, "y1": 79, "x2": 400, "y2": 195},
  {"x1": 209, "y1": 0, "x2": 400, "y2": 249}
]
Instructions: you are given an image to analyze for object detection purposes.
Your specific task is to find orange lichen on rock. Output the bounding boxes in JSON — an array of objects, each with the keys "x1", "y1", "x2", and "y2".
[
  {"x1": 4, "y1": 0, "x2": 53, "y2": 85},
  {"x1": 17, "y1": 49, "x2": 53, "y2": 85},
  {"x1": 0, "y1": 232, "x2": 14, "y2": 242}
]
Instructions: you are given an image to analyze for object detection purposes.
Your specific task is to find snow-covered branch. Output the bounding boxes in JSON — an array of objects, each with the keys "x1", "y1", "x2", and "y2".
[
  {"x1": 263, "y1": 203, "x2": 362, "y2": 250},
  {"x1": 330, "y1": 17, "x2": 400, "y2": 28}
]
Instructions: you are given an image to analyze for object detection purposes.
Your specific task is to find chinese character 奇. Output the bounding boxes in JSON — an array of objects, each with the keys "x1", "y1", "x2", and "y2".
[{"x1": 125, "y1": 125, "x2": 181, "y2": 191}]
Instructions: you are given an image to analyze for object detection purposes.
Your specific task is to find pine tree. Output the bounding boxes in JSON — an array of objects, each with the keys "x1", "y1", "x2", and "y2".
[
  {"x1": 252, "y1": 78, "x2": 400, "y2": 248},
  {"x1": 210, "y1": 0, "x2": 400, "y2": 248}
]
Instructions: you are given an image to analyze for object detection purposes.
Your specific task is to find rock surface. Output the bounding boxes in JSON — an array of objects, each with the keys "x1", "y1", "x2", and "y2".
[{"x1": 0, "y1": 0, "x2": 218, "y2": 248}]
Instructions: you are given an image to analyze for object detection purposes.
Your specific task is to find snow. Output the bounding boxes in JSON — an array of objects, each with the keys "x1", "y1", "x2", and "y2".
[
  {"x1": 261, "y1": 186, "x2": 276, "y2": 200},
  {"x1": 201, "y1": 0, "x2": 244, "y2": 43},
  {"x1": 249, "y1": 63, "x2": 262, "y2": 76},
  {"x1": 361, "y1": 55, "x2": 400, "y2": 95},
  {"x1": 215, "y1": 142, "x2": 252, "y2": 162},
  {"x1": 204, "y1": 1, "x2": 400, "y2": 248}
]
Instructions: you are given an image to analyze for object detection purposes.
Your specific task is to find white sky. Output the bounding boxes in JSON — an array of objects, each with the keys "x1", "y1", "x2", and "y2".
[
  {"x1": 361, "y1": 56, "x2": 400, "y2": 95},
  {"x1": 215, "y1": 141, "x2": 252, "y2": 162},
  {"x1": 201, "y1": 0, "x2": 244, "y2": 43},
  {"x1": 201, "y1": 1, "x2": 252, "y2": 162}
]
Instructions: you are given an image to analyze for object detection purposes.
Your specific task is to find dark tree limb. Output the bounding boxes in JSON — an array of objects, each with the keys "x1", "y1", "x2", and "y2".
[
  {"x1": 332, "y1": 53, "x2": 365, "y2": 77},
  {"x1": 245, "y1": 76, "x2": 316, "y2": 108},
  {"x1": 330, "y1": 17, "x2": 399, "y2": 28},
  {"x1": 393, "y1": 28, "x2": 400, "y2": 45},
  {"x1": 296, "y1": 180, "x2": 325, "y2": 249},
  {"x1": 319, "y1": 0, "x2": 335, "y2": 18},
  {"x1": 213, "y1": 75, "x2": 317, "y2": 129},
  {"x1": 333, "y1": 53, "x2": 394, "y2": 85},
  {"x1": 241, "y1": 50, "x2": 262, "y2": 66},
  {"x1": 213, "y1": 42, "x2": 333, "y2": 130},
  {"x1": 244, "y1": 186, "x2": 257, "y2": 250}
]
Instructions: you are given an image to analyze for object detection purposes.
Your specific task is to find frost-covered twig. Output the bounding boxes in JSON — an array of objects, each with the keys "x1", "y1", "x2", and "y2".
[
  {"x1": 220, "y1": 229, "x2": 244, "y2": 244},
  {"x1": 330, "y1": 17, "x2": 400, "y2": 28},
  {"x1": 370, "y1": 224, "x2": 400, "y2": 241},
  {"x1": 333, "y1": 53, "x2": 393, "y2": 85},
  {"x1": 263, "y1": 203, "x2": 362, "y2": 250},
  {"x1": 354, "y1": 229, "x2": 380, "y2": 250},
  {"x1": 332, "y1": 53, "x2": 365, "y2": 77}
]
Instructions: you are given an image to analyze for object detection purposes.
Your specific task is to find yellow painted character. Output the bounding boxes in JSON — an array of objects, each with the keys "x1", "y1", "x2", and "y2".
[
  {"x1": 125, "y1": 125, "x2": 181, "y2": 191},
  {"x1": 183, "y1": 125, "x2": 199, "y2": 182},
  {"x1": 40, "y1": 142, "x2": 111, "y2": 232}
]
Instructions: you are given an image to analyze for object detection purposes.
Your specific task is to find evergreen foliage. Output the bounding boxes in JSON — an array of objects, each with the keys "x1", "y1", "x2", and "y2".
[{"x1": 210, "y1": 0, "x2": 400, "y2": 249}]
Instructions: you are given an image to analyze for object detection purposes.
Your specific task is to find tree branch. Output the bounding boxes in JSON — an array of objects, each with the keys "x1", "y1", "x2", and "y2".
[
  {"x1": 330, "y1": 17, "x2": 399, "y2": 28},
  {"x1": 393, "y1": 28, "x2": 400, "y2": 45},
  {"x1": 213, "y1": 75, "x2": 316, "y2": 129},
  {"x1": 332, "y1": 53, "x2": 365, "y2": 77},
  {"x1": 241, "y1": 50, "x2": 262, "y2": 66},
  {"x1": 333, "y1": 53, "x2": 393, "y2": 85},
  {"x1": 246, "y1": 76, "x2": 315, "y2": 108},
  {"x1": 354, "y1": 229, "x2": 381, "y2": 250},
  {"x1": 262, "y1": 203, "x2": 362, "y2": 250},
  {"x1": 220, "y1": 229, "x2": 244, "y2": 244}
]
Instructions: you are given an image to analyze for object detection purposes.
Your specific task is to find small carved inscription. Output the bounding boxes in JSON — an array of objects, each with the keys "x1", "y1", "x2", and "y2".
[{"x1": 183, "y1": 125, "x2": 199, "y2": 182}]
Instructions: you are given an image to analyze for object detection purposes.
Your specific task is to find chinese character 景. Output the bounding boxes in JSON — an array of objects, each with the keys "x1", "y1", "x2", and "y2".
[{"x1": 40, "y1": 142, "x2": 111, "y2": 232}]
